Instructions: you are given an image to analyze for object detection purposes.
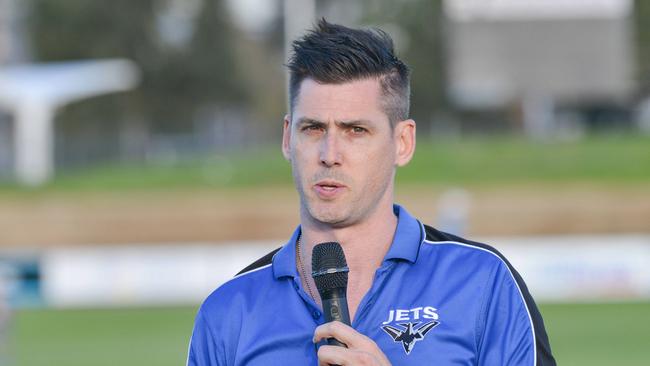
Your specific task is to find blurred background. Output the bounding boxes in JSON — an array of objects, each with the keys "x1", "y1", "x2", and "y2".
[{"x1": 0, "y1": 0, "x2": 649, "y2": 365}]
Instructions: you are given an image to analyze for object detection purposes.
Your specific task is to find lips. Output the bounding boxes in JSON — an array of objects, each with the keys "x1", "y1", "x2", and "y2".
[{"x1": 313, "y1": 180, "x2": 346, "y2": 199}]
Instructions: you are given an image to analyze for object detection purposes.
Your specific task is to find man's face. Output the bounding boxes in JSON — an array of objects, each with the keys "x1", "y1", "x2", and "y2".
[{"x1": 282, "y1": 78, "x2": 415, "y2": 228}]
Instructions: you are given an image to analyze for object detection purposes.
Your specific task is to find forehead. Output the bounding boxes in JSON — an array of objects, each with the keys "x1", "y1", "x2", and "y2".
[{"x1": 293, "y1": 78, "x2": 387, "y2": 124}]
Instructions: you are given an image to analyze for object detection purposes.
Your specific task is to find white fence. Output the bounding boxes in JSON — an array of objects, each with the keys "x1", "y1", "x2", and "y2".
[{"x1": 35, "y1": 235, "x2": 650, "y2": 308}]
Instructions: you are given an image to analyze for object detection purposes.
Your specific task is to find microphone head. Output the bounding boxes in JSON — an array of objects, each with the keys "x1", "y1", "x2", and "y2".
[{"x1": 312, "y1": 242, "x2": 349, "y2": 295}]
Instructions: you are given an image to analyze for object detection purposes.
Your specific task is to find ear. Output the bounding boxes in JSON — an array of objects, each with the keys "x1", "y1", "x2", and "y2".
[
  {"x1": 282, "y1": 114, "x2": 292, "y2": 161},
  {"x1": 394, "y1": 119, "x2": 416, "y2": 167}
]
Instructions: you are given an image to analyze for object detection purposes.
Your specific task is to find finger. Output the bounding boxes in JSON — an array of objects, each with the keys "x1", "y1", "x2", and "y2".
[
  {"x1": 313, "y1": 321, "x2": 375, "y2": 349},
  {"x1": 317, "y1": 345, "x2": 348, "y2": 366},
  {"x1": 317, "y1": 345, "x2": 381, "y2": 366}
]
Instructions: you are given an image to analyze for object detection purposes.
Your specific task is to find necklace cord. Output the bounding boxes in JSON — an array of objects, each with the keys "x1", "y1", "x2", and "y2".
[{"x1": 297, "y1": 234, "x2": 317, "y2": 300}]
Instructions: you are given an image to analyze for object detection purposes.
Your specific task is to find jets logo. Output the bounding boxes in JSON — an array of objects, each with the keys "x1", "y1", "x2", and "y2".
[
  {"x1": 380, "y1": 306, "x2": 440, "y2": 355},
  {"x1": 381, "y1": 321, "x2": 439, "y2": 354}
]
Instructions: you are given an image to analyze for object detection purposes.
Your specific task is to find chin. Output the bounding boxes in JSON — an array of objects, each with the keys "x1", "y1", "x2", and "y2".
[{"x1": 309, "y1": 205, "x2": 351, "y2": 227}]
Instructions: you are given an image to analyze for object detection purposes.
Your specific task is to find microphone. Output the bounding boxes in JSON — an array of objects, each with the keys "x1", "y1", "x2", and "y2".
[{"x1": 312, "y1": 242, "x2": 351, "y2": 347}]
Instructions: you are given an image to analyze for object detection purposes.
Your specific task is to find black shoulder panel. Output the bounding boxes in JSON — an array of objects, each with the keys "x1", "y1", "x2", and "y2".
[
  {"x1": 235, "y1": 247, "x2": 282, "y2": 276},
  {"x1": 423, "y1": 225, "x2": 557, "y2": 365}
]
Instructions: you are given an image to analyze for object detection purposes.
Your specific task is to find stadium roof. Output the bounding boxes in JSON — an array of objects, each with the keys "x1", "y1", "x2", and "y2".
[{"x1": 444, "y1": 0, "x2": 632, "y2": 21}]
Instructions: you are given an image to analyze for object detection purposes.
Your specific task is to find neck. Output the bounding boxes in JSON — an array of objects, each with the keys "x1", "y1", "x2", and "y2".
[
  {"x1": 296, "y1": 200, "x2": 398, "y2": 319},
  {"x1": 300, "y1": 202, "x2": 397, "y2": 273}
]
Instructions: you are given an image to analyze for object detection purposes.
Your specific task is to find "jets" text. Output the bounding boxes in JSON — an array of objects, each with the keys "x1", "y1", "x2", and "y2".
[{"x1": 382, "y1": 306, "x2": 439, "y2": 324}]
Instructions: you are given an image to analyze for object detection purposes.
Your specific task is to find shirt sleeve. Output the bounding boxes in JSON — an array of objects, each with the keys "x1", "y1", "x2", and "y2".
[
  {"x1": 476, "y1": 261, "x2": 538, "y2": 366},
  {"x1": 187, "y1": 308, "x2": 226, "y2": 366}
]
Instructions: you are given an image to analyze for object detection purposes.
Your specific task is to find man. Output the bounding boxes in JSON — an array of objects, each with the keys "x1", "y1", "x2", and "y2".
[{"x1": 188, "y1": 19, "x2": 555, "y2": 365}]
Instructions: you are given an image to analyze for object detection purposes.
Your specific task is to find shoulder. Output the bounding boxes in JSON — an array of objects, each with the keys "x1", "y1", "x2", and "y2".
[
  {"x1": 419, "y1": 223, "x2": 530, "y2": 300},
  {"x1": 200, "y1": 247, "x2": 281, "y2": 317},
  {"x1": 416, "y1": 224, "x2": 526, "y2": 306},
  {"x1": 235, "y1": 247, "x2": 281, "y2": 276},
  {"x1": 189, "y1": 248, "x2": 282, "y2": 366},
  {"x1": 419, "y1": 224, "x2": 556, "y2": 365},
  {"x1": 419, "y1": 224, "x2": 512, "y2": 269}
]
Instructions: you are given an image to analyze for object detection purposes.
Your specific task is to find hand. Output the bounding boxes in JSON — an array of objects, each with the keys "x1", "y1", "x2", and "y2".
[{"x1": 313, "y1": 321, "x2": 392, "y2": 366}]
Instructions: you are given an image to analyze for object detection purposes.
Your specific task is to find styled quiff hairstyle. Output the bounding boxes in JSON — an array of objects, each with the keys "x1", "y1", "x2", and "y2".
[{"x1": 287, "y1": 19, "x2": 410, "y2": 125}]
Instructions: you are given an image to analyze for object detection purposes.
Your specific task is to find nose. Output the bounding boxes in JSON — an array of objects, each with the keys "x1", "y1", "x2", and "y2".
[{"x1": 319, "y1": 131, "x2": 342, "y2": 167}]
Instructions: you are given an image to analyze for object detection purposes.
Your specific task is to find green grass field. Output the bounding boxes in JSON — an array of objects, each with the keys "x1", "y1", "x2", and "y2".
[
  {"x1": 7, "y1": 302, "x2": 650, "y2": 366},
  {"x1": 1, "y1": 134, "x2": 649, "y2": 195}
]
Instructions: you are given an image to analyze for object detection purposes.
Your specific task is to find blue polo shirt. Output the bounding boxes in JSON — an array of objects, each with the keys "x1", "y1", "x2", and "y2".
[{"x1": 188, "y1": 205, "x2": 555, "y2": 365}]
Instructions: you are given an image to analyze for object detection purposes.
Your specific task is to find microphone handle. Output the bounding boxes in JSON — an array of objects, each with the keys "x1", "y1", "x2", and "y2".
[
  {"x1": 321, "y1": 289, "x2": 351, "y2": 347},
  {"x1": 327, "y1": 337, "x2": 347, "y2": 347}
]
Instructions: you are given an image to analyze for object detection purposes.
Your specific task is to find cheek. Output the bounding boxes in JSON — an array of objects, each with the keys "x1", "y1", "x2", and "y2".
[
  {"x1": 290, "y1": 144, "x2": 315, "y2": 179},
  {"x1": 357, "y1": 146, "x2": 395, "y2": 183},
  {"x1": 293, "y1": 137, "x2": 317, "y2": 159},
  {"x1": 365, "y1": 139, "x2": 396, "y2": 167}
]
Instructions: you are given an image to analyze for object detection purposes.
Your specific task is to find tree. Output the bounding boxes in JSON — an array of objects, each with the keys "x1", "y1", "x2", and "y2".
[
  {"x1": 28, "y1": 0, "x2": 250, "y2": 165},
  {"x1": 362, "y1": 0, "x2": 447, "y2": 128},
  {"x1": 635, "y1": 0, "x2": 650, "y2": 96}
]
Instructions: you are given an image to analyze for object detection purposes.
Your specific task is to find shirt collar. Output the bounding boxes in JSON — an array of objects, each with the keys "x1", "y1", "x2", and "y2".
[
  {"x1": 272, "y1": 204, "x2": 424, "y2": 279},
  {"x1": 272, "y1": 226, "x2": 301, "y2": 279},
  {"x1": 383, "y1": 204, "x2": 423, "y2": 264}
]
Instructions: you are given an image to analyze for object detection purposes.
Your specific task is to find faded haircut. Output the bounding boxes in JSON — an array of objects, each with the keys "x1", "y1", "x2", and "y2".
[{"x1": 287, "y1": 18, "x2": 410, "y2": 125}]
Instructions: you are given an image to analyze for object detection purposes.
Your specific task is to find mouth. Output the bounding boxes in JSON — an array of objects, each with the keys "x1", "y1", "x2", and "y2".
[
  {"x1": 313, "y1": 180, "x2": 346, "y2": 199},
  {"x1": 315, "y1": 180, "x2": 344, "y2": 189}
]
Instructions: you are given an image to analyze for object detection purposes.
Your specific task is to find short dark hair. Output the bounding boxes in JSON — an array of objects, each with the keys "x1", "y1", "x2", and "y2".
[{"x1": 287, "y1": 19, "x2": 410, "y2": 125}]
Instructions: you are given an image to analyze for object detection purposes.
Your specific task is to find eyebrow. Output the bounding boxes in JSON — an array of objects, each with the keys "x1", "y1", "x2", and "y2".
[
  {"x1": 295, "y1": 117, "x2": 324, "y2": 127},
  {"x1": 295, "y1": 117, "x2": 373, "y2": 127}
]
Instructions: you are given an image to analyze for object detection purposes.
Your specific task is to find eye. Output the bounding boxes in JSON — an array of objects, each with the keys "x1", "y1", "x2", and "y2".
[
  {"x1": 302, "y1": 124, "x2": 319, "y2": 131},
  {"x1": 351, "y1": 126, "x2": 367, "y2": 134},
  {"x1": 301, "y1": 124, "x2": 324, "y2": 134}
]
